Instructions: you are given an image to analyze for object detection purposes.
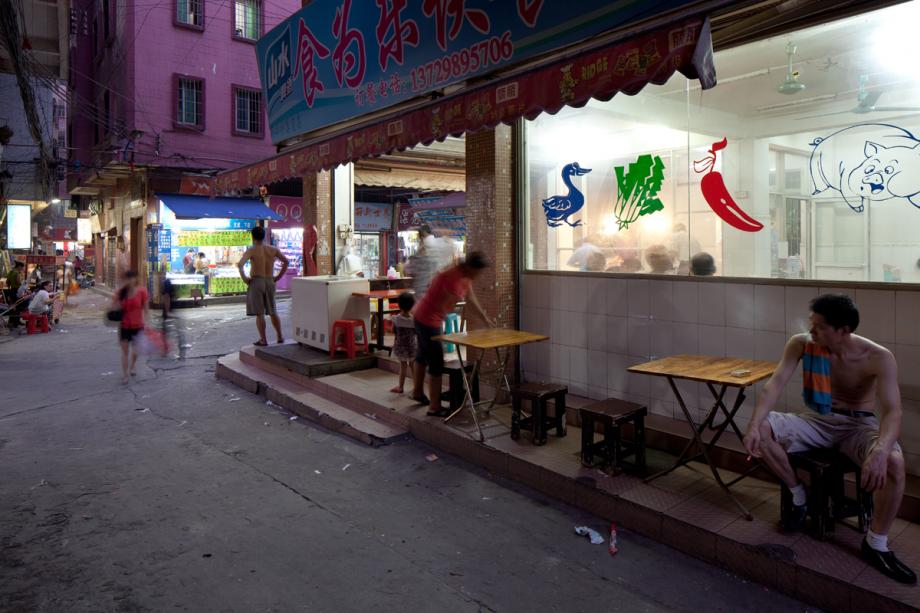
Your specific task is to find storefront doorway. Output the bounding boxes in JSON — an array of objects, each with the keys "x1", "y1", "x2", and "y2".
[{"x1": 345, "y1": 137, "x2": 467, "y2": 281}]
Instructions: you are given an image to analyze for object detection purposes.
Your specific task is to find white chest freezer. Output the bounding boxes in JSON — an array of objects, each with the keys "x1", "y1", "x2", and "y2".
[{"x1": 291, "y1": 276, "x2": 370, "y2": 351}]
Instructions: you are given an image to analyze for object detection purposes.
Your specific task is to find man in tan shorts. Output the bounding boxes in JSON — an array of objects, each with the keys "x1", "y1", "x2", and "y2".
[
  {"x1": 237, "y1": 226, "x2": 288, "y2": 346},
  {"x1": 743, "y1": 294, "x2": 914, "y2": 584}
]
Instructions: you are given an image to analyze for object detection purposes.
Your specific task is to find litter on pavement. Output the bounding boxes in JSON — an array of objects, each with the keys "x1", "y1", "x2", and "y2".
[
  {"x1": 228, "y1": 397, "x2": 241, "y2": 402},
  {"x1": 289, "y1": 416, "x2": 298, "y2": 421},
  {"x1": 341, "y1": 464, "x2": 351, "y2": 471},
  {"x1": 426, "y1": 453, "x2": 439, "y2": 462},
  {"x1": 608, "y1": 523, "x2": 619, "y2": 556},
  {"x1": 574, "y1": 526, "x2": 605, "y2": 545}
]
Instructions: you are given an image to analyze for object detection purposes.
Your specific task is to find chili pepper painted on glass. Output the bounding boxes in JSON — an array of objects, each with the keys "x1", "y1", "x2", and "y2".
[
  {"x1": 613, "y1": 154, "x2": 665, "y2": 230},
  {"x1": 542, "y1": 162, "x2": 592, "y2": 228},
  {"x1": 694, "y1": 138, "x2": 763, "y2": 232}
]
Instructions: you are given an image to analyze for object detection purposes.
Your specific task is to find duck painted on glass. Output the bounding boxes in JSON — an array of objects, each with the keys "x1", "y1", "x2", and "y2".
[{"x1": 542, "y1": 162, "x2": 592, "y2": 227}]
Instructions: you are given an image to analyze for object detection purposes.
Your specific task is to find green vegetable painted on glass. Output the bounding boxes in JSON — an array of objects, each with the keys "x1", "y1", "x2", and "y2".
[{"x1": 613, "y1": 154, "x2": 666, "y2": 230}]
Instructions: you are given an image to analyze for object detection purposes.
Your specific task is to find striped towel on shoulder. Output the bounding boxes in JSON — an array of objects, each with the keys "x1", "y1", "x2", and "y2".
[{"x1": 802, "y1": 341, "x2": 832, "y2": 414}]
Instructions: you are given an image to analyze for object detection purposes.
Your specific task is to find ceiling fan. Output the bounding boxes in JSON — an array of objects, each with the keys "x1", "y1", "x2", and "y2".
[
  {"x1": 796, "y1": 74, "x2": 920, "y2": 120},
  {"x1": 777, "y1": 42, "x2": 806, "y2": 95}
]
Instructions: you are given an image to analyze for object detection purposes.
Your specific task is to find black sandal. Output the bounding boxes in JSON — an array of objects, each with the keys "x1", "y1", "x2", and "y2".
[{"x1": 426, "y1": 407, "x2": 451, "y2": 417}]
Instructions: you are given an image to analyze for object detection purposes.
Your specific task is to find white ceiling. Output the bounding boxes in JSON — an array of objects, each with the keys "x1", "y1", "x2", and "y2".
[{"x1": 577, "y1": 1, "x2": 920, "y2": 141}]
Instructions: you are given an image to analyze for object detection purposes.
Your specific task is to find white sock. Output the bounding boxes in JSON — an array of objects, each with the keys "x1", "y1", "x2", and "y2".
[
  {"x1": 866, "y1": 529, "x2": 889, "y2": 552},
  {"x1": 790, "y1": 484, "x2": 807, "y2": 506}
]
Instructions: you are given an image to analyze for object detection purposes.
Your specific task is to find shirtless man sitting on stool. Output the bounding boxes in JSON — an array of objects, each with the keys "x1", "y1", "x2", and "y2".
[
  {"x1": 743, "y1": 293, "x2": 915, "y2": 584},
  {"x1": 238, "y1": 226, "x2": 288, "y2": 346}
]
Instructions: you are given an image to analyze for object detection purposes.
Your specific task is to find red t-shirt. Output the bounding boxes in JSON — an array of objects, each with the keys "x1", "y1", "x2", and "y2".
[
  {"x1": 121, "y1": 287, "x2": 148, "y2": 330},
  {"x1": 413, "y1": 266, "x2": 470, "y2": 328}
]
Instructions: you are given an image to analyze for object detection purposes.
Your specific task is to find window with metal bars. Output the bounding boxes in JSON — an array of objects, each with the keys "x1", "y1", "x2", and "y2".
[
  {"x1": 234, "y1": 0, "x2": 261, "y2": 41},
  {"x1": 176, "y1": 0, "x2": 203, "y2": 28},
  {"x1": 234, "y1": 87, "x2": 262, "y2": 136},
  {"x1": 177, "y1": 78, "x2": 203, "y2": 129}
]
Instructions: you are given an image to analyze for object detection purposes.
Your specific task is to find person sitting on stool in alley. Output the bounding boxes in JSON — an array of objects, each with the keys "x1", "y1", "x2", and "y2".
[{"x1": 743, "y1": 294, "x2": 915, "y2": 584}]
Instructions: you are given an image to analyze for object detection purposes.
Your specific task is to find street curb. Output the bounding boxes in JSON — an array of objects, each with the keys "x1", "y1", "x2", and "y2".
[{"x1": 216, "y1": 352, "x2": 409, "y2": 447}]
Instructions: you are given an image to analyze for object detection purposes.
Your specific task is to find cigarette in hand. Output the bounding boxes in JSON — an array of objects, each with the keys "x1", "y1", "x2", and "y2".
[{"x1": 746, "y1": 455, "x2": 752, "y2": 462}]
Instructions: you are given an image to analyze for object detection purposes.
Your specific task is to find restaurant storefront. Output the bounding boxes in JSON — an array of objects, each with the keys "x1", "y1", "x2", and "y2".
[{"x1": 216, "y1": 0, "x2": 920, "y2": 475}]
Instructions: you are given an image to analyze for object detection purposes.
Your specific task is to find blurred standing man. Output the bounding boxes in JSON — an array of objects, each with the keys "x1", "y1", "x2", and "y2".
[{"x1": 238, "y1": 226, "x2": 288, "y2": 346}]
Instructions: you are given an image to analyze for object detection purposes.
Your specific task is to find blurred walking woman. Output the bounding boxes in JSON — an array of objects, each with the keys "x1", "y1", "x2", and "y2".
[{"x1": 115, "y1": 270, "x2": 148, "y2": 384}]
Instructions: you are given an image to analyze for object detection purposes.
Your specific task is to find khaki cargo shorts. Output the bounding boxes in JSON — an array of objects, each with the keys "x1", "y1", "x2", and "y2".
[
  {"x1": 766, "y1": 410, "x2": 902, "y2": 464},
  {"x1": 246, "y1": 277, "x2": 276, "y2": 316}
]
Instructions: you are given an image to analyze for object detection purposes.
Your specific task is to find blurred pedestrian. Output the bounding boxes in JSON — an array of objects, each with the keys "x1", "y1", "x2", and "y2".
[
  {"x1": 411, "y1": 252, "x2": 495, "y2": 416},
  {"x1": 116, "y1": 270, "x2": 148, "y2": 384},
  {"x1": 160, "y1": 273, "x2": 185, "y2": 359}
]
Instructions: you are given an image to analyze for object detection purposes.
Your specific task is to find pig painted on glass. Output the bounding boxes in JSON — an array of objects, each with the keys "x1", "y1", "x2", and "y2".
[{"x1": 808, "y1": 123, "x2": 920, "y2": 213}]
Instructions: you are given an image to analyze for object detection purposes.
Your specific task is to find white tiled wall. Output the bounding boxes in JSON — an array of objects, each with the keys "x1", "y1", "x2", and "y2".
[{"x1": 519, "y1": 273, "x2": 920, "y2": 475}]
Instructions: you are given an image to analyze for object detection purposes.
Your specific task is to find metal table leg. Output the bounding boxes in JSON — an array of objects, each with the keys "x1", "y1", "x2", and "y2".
[
  {"x1": 443, "y1": 343, "x2": 485, "y2": 442},
  {"x1": 645, "y1": 377, "x2": 753, "y2": 520},
  {"x1": 488, "y1": 347, "x2": 512, "y2": 410}
]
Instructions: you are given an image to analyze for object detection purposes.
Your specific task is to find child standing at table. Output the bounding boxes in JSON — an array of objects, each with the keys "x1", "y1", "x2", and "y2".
[{"x1": 390, "y1": 292, "x2": 417, "y2": 394}]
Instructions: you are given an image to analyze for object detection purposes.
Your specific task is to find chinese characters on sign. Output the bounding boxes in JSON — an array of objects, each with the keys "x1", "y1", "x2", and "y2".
[
  {"x1": 354, "y1": 202, "x2": 395, "y2": 232},
  {"x1": 257, "y1": 0, "x2": 703, "y2": 143}
]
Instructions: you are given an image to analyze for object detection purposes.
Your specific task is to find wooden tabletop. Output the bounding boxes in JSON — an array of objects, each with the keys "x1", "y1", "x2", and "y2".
[
  {"x1": 627, "y1": 355, "x2": 776, "y2": 387},
  {"x1": 434, "y1": 328, "x2": 549, "y2": 350},
  {"x1": 352, "y1": 289, "x2": 410, "y2": 300}
]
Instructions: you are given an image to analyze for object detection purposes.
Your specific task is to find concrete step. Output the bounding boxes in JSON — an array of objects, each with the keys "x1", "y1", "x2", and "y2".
[
  {"x1": 254, "y1": 341, "x2": 378, "y2": 377},
  {"x1": 216, "y1": 352, "x2": 409, "y2": 447}
]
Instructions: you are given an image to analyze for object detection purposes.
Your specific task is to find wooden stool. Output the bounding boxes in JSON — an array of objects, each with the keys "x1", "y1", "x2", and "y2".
[
  {"x1": 510, "y1": 383, "x2": 567, "y2": 445},
  {"x1": 579, "y1": 398, "x2": 647, "y2": 473},
  {"x1": 443, "y1": 360, "x2": 479, "y2": 411},
  {"x1": 780, "y1": 448, "x2": 873, "y2": 540},
  {"x1": 330, "y1": 319, "x2": 369, "y2": 358}
]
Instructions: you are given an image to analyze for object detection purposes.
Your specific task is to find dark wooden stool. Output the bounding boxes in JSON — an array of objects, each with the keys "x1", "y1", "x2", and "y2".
[
  {"x1": 780, "y1": 448, "x2": 873, "y2": 540},
  {"x1": 510, "y1": 383, "x2": 567, "y2": 445},
  {"x1": 443, "y1": 360, "x2": 480, "y2": 411},
  {"x1": 579, "y1": 398, "x2": 647, "y2": 474}
]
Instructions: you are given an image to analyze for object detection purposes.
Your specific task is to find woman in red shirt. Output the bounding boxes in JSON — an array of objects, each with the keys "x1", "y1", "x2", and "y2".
[
  {"x1": 116, "y1": 270, "x2": 148, "y2": 384},
  {"x1": 411, "y1": 252, "x2": 495, "y2": 416}
]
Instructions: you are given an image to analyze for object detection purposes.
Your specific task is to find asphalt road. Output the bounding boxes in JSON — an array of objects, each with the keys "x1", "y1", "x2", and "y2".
[{"x1": 0, "y1": 290, "x2": 815, "y2": 612}]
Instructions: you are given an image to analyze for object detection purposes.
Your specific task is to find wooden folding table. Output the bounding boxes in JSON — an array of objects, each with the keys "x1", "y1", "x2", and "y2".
[
  {"x1": 434, "y1": 328, "x2": 549, "y2": 442},
  {"x1": 628, "y1": 354, "x2": 776, "y2": 519}
]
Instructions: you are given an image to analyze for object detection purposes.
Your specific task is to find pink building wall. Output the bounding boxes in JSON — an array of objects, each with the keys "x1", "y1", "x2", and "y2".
[{"x1": 75, "y1": 0, "x2": 299, "y2": 174}]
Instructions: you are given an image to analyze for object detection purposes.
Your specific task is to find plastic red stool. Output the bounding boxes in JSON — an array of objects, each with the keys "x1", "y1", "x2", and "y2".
[
  {"x1": 24, "y1": 313, "x2": 50, "y2": 334},
  {"x1": 330, "y1": 319, "x2": 369, "y2": 358}
]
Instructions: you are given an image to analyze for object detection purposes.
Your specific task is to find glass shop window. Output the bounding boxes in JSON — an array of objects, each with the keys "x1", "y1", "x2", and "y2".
[{"x1": 523, "y1": 0, "x2": 920, "y2": 283}]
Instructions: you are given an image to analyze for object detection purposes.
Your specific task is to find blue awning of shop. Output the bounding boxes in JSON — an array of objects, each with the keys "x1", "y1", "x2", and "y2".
[{"x1": 156, "y1": 193, "x2": 282, "y2": 221}]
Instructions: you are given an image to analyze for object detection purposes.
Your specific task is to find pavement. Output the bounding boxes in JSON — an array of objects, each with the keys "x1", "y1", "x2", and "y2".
[{"x1": 0, "y1": 292, "x2": 815, "y2": 612}]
